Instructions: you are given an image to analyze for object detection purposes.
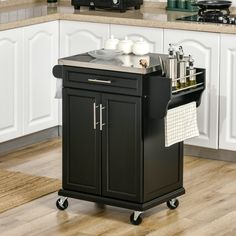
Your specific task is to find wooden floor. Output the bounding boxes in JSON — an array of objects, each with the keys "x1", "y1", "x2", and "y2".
[{"x1": 0, "y1": 138, "x2": 236, "y2": 236}]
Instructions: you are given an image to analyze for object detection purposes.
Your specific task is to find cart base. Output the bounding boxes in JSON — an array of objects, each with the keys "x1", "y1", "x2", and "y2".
[{"x1": 58, "y1": 187, "x2": 185, "y2": 211}]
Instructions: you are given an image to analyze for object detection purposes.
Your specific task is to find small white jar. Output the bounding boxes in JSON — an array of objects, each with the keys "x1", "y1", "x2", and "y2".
[
  {"x1": 132, "y1": 38, "x2": 150, "y2": 56},
  {"x1": 117, "y1": 36, "x2": 134, "y2": 54},
  {"x1": 104, "y1": 35, "x2": 119, "y2": 50}
]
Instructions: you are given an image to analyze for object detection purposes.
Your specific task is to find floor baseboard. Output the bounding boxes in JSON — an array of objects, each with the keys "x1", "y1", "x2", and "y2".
[
  {"x1": 184, "y1": 144, "x2": 236, "y2": 163},
  {"x1": 0, "y1": 127, "x2": 60, "y2": 156}
]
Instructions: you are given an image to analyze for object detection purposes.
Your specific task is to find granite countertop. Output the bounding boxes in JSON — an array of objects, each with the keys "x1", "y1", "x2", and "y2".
[{"x1": 0, "y1": 1, "x2": 236, "y2": 34}]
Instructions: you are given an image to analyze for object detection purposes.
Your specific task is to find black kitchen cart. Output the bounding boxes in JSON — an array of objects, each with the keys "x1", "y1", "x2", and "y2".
[{"x1": 53, "y1": 53, "x2": 205, "y2": 225}]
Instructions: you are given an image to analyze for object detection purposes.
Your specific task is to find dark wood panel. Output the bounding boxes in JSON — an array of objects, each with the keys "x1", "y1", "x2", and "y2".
[
  {"x1": 63, "y1": 88, "x2": 101, "y2": 195},
  {"x1": 101, "y1": 93, "x2": 142, "y2": 202},
  {"x1": 143, "y1": 97, "x2": 183, "y2": 202},
  {"x1": 63, "y1": 66, "x2": 143, "y2": 96}
]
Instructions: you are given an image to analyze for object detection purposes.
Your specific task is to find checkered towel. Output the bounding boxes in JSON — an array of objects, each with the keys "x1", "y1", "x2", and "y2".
[{"x1": 165, "y1": 102, "x2": 199, "y2": 147}]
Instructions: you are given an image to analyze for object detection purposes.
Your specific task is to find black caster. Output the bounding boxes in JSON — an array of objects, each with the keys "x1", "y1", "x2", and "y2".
[
  {"x1": 167, "y1": 198, "x2": 179, "y2": 210},
  {"x1": 74, "y1": 5, "x2": 80, "y2": 10},
  {"x1": 130, "y1": 212, "x2": 143, "y2": 225},
  {"x1": 135, "y1": 5, "x2": 141, "y2": 10},
  {"x1": 56, "y1": 197, "x2": 68, "y2": 210}
]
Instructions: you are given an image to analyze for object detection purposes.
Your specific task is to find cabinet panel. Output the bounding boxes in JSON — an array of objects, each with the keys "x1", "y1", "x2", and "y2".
[
  {"x1": 23, "y1": 21, "x2": 59, "y2": 134},
  {"x1": 60, "y1": 20, "x2": 109, "y2": 57},
  {"x1": 102, "y1": 93, "x2": 142, "y2": 202},
  {"x1": 164, "y1": 29, "x2": 220, "y2": 149},
  {"x1": 0, "y1": 28, "x2": 23, "y2": 142},
  {"x1": 110, "y1": 24, "x2": 163, "y2": 53},
  {"x1": 219, "y1": 34, "x2": 236, "y2": 151},
  {"x1": 63, "y1": 88, "x2": 101, "y2": 194}
]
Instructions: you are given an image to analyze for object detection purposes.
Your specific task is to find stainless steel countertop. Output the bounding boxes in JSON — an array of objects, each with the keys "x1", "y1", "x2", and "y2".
[{"x1": 58, "y1": 52, "x2": 164, "y2": 74}]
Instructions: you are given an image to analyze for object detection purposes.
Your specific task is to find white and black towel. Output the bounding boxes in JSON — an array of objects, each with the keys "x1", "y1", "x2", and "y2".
[{"x1": 165, "y1": 102, "x2": 199, "y2": 147}]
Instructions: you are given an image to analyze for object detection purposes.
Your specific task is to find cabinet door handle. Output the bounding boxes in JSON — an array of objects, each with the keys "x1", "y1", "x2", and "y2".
[
  {"x1": 99, "y1": 104, "x2": 106, "y2": 131},
  {"x1": 93, "y1": 102, "x2": 99, "y2": 130},
  {"x1": 88, "y1": 79, "x2": 111, "y2": 84}
]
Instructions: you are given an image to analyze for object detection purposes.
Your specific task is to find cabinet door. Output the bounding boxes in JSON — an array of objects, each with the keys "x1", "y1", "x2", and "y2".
[
  {"x1": 60, "y1": 20, "x2": 109, "y2": 57},
  {"x1": 63, "y1": 88, "x2": 101, "y2": 195},
  {"x1": 0, "y1": 28, "x2": 23, "y2": 142},
  {"x1": 110, "y1": 24, "x2": 163, "y2": 53},
  {"x1": 164, "y1": 29, "x2": 220, "y2": 149},
  {"x1": 101, "y1": 93, "x2": 142, "y2": 202},
  {"x1": 219, "y1": 34, "x2": 236, "y2": 151},
  {"x1": 23, "y1": 21, "x2": 59, "y2": 134}
]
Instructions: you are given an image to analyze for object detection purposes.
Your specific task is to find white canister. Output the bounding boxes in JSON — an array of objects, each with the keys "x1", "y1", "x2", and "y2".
[
  {"x1": 104, "y1": 35, "x2": 119, "y2": 50},
  {"x1": 132, "y1": 38, "x2": 150, "y2": 56},
  {"x1": 117, "y1": 36, "x2": 133, "y2": 54}
]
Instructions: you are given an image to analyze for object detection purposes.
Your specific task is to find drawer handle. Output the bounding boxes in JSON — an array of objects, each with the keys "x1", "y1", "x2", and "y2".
[{"x1": 88, "y1": 79, "x2": 111, "y2": 84}]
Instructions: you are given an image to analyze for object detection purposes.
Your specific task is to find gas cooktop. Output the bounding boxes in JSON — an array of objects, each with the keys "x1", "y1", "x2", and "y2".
[{"x1": 177, "y1": 13, "x2": 236, "y2": 24}]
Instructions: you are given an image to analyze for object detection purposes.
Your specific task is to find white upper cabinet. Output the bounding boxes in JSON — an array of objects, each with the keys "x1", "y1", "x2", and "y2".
[
  {"x1": 0, "y1": 28, "x2": 23, "y2": 142},
  {"x1": 164, "y1": 29, "x2": 220, "y2": 149},
  {"x1": 60, "y1": 20, "x2": 110, "y2": 57},
  {"x1": 23, "y1": 21, "x2": 59, "y2": 134},
  {"x1": 110, "y1": 24, "x2": 163, "y2": 53},
  {"x1": 219, "y1": 34, "x2": 236, "y2": 151}
]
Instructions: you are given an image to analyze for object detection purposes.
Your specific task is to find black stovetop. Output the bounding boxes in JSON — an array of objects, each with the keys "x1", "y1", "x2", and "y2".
[{"x1": 177, "y1": 11, "x2": 236, "y2": 25}]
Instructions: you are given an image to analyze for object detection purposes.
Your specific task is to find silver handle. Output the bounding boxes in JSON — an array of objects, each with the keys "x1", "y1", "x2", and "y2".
[
  {"x1": 88, "y1": 79, "x2": 111, "y2": 84},
  {"x1": 99, "y1": 104, "x2": 106, "y2": 131},
  {"x1": 93, "y1": 103, "x2": 99, "y2": 130}
]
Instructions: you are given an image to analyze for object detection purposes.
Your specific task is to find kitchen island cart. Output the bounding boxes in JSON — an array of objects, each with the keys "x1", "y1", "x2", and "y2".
[{"x1": 53, "y1": 52, "x2": 205, "y2": 225}]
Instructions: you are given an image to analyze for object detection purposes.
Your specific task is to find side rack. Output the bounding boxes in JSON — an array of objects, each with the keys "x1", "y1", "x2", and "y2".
[
  {"x1": 171, "y1": 68, "x2": 205, "y2": 95},
  {"x1": 146, "y1": 68, "x2": 205, "y2": 119},
  {"x1": 169, "y1": 68, "x2": 205, "y2": 109}
]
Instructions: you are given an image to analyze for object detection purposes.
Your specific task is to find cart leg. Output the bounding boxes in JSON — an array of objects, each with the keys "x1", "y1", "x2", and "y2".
[{"x1": 130, "y1": 211, "x2": 143, "y2": 225}]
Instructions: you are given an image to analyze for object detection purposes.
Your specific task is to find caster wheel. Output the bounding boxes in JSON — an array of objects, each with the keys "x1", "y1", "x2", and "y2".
[
  {"x1": 167, "y1": 198, "x2": 179, "y2": 210},
  {"x1": 130, "y1": 212, "x2": 142, "y2": 225},
  {"x1": 135, "y1": 5, "x2": 141, "y2": 10},
  {"x1": 56, "y1": 198, "x2": 68, "y2": 210}
]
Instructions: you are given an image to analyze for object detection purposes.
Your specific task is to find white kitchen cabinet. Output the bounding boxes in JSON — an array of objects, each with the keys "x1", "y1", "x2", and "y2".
[
  {"x1": 164, "y1": 29, "x2": 220, "y2": 149},
  {"x1": 23, "y1": 21, "x2": 59, "y2": 134},
  {"x1": 60, "y1": 20, "x2": 110, "y2": 57},
  {"x1": 110, "y1": 24, "x2": 163, "y2": 53},
  {"x1": 219, "y1": 34, "x2": 236, "y2": 151},
  {"x1": 0, "y1": 28, "x2": 24, "y2": 143}
]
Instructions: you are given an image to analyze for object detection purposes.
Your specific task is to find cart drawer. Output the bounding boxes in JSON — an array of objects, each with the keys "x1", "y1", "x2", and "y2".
[{"x1": 63, "y1": 66, "x2": 142, "y2": 96}]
